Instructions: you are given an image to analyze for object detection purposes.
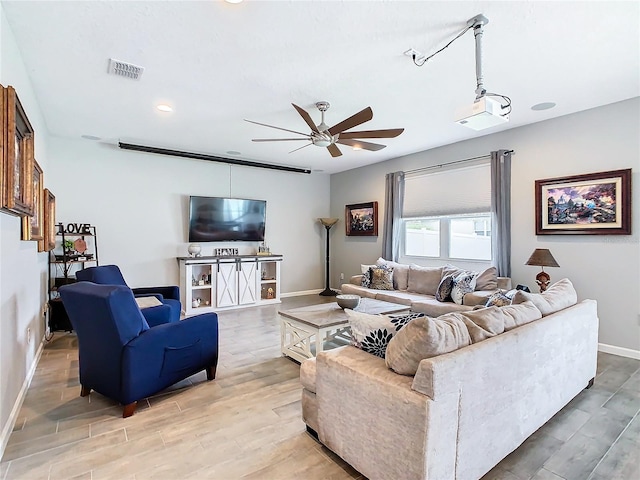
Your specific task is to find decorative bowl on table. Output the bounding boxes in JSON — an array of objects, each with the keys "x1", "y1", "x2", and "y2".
[{"x1": 336, "y1": 294, "x2": 361, "y2": 310}]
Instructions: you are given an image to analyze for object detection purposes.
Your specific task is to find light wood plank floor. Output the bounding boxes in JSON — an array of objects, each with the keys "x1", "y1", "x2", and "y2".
[{"x1": 1, "y1": 295, "x2": 639, "y2": 480}]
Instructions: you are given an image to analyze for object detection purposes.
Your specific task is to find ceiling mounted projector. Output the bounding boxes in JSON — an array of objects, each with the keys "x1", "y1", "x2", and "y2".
[{"x1": 455, "y1": 96, "x2": 509, "y2": 130}]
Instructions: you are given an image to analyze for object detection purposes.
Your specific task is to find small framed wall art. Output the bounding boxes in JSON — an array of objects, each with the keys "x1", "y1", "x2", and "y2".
[
  {"x1": 40, "y1": 188, "x2": 56, "y2": 252},
  {"x1": 21, "y1": 159, "x2": 44, "y2": 241},
  {"x1": 535, "y1": 168, "x2": 631, "y2": 235},
  {"x1": 345, "y1": 201, "x2": 378, "y2": 236},
  {"x1": 2, "y1": 85, "x2": 35, "y2": 217},
  {"x1": 2, "y1": 86, "x2": 34, "y2": 216}
]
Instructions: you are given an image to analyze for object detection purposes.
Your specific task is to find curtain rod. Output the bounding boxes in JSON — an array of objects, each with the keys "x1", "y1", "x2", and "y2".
[{"x1": 404, "y1": 149, "x2": 514, "y2": 175}]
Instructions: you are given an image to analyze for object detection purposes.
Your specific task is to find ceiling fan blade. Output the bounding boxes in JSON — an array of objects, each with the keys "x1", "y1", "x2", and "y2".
[
  {"x1": 244, "y1": 119, "x2": 309, "y2": 137},
  {"x1": 292, "y1": 104, "x2": 319, "y2": 133},
  {"x1": 337, "y1": 139, "x2": 387, "y2": 151},
  {"x1": 328, "y1": 107, "x2": 373, "y2": 136},
  {"x1": 338, "y1": 128, "x2": 404, "y2": 139},
  {"x1": 288, "y1": 143, "x2": 313, "y2": 154},
  {"x1": 252, "y1": 138, "x2": 310, "y2": 142},
  {"x1": 327, "y1": 144, "x2": 342, "y2": 157}
]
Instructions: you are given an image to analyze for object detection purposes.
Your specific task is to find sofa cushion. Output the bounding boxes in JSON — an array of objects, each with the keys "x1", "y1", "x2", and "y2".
[
  {"x1": 385, "y1": 313, "x2": 471, "y2": 375},
  {"x1": 475, "y1": 266, "x2": 498, "y2": 291},
  {"x1": 376, "y1": 258, "x2": 410, "y2": 290},
  {"x1": 345, "y1": 309, "x2": 421, "y2": 358},
  {"x1": 375, "y1": 290, "x2": 434, "y2": 306},
  {"x1": 459, "y1": 301, "x2": 542, "y2": 342},
  {"x1": 451, "y1": 271, "x2": 478, "y2": 305},
  {"x1": 369, "y1": 265, "x2": 394, "y2": 290},
  {"x1": 341, "y1": 283, "x2": 378, "y2": 299},
  {"x1": 511, "y1": 278, "x2": 578, "y2": 316},
  {"x1": 408, "y1": 265, "x2": 443, "y2": 295},
  {"x1": 411, "y1": 298, "x2": 473, "y2": 316}
]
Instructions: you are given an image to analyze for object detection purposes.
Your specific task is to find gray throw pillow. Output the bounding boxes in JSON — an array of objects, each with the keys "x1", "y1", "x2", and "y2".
[{"x1": 435, "y1": 274, "x2": 455, "y2": 302}]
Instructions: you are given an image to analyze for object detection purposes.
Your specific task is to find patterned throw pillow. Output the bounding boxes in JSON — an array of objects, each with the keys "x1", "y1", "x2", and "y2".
[
  {"x1": 451, "y1": 271, "x2": 478, "y2": 305},
  {"x1": 484, "y1": 291, "x2": 513, "y2": 307},
  {"x1": 345, "y1": 310, "x2": 423, "y2": 358},
  {"x1": 369, "y1": 265, "x2": 394, "y2": 290},
  {"x1": 361, "y1": 269, "x2": 372, "y2": 288},
  {"x1": 435, "y1": 274, "x2": 455, "y2": 302}
]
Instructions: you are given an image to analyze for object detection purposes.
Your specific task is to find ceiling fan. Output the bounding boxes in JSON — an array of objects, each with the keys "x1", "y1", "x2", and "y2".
[{"x1": 245, "y1": 101, "x2": 404, "y2": 158}]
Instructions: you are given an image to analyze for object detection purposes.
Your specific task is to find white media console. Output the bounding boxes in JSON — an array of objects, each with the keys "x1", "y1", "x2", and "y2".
[{"x1": 177, "y1": 255, "x2": 282, "y2": 316}]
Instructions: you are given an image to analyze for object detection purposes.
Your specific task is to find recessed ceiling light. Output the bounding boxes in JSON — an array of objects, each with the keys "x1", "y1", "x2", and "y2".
[
  {"x1": 531, "y1": 102, "x2": 556, "y2": 111},
  {"x1": 352, "y1": 145, "x2": 362, "y2": 151},
  {"x1": 157, "y1": 104, "x2": 173, "y2": 112},
  {"x1": 81, "y1": 134, "x2": 101, "y2": 141},
  {"x1": 225, "y1": 0, "x2": 243, "y2": 3},
  {"x1": 226, "y1": 150, "x2": 241, "y2": 156}
]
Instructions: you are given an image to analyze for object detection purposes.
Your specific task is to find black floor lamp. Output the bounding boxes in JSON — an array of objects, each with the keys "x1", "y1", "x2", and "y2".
[{"x1": 318, "y1": 217, "x2": 339, "y2": 296}]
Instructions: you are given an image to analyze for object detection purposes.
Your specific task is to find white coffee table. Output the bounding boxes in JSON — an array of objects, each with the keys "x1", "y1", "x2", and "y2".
[{"x1": 278, "y1": 298, "x2": 409, "y2": 363}]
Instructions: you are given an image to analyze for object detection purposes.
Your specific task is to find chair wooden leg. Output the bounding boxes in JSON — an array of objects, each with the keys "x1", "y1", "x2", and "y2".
[
  {"x1": 122, "y1": 401, "x2": 138, "y2": 418},
  {"x1": 80, "y1": 385, "x2": 91, "y2": 397},
  {"x1": 206, "y1": 365, "x2": 217, "y2": 381}
]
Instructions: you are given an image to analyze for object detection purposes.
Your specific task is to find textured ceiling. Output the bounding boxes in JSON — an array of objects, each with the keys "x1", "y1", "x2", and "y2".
[{"x1": 2, "y1": 1, "x2": 638, "y2": 174}]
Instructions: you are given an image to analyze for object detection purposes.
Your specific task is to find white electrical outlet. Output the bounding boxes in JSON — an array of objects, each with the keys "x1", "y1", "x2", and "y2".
[{"x1": 340, "y1": 273, "x2": 345, "y2": 280}]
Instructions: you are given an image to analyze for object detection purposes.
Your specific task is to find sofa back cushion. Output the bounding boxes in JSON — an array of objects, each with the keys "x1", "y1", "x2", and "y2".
[
  {"x1": 459, "y1": 301, "x2": 542, "y2": 342},
  {"x1": 407, "y1": 265, "x2": 443, "y2": 296},
  {"x1": 385, "y1": 313, "x2": 471, "y2": 375},
  {"x1": 511, "y1": 278, "x2": 577, "y2": 316},
  {"x1": 376, "y1": 257, "x2": 410, "y2": 290},
  {"x1": 475, "y1": 266, "x2": 498, "y2": 291}
]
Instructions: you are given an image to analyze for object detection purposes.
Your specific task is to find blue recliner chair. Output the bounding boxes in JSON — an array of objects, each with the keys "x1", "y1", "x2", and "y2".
[
  {"x1": 59, "y1": 282, "x2": 218, "y2": 417},
  {"x1": 75, "y1": 265, "x2": 181, "y2": 327}
]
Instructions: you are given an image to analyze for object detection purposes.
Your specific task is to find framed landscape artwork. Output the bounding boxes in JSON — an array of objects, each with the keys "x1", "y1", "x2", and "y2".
[
  {"x1": 535, "y1": 169, "x2": 631, "y2": 235},
  {"x1": 3, "y1": 85, "x2": 35, "y2": 217},
  {"x1": 40, "y1": 188, "x2": 56, "y2": 252},
  {"x1": 22, "y1": 159, "x2": 44, "y2": 241},
  {"x1": 345, "y1": 201, "x2": 378, "y2": 236}
]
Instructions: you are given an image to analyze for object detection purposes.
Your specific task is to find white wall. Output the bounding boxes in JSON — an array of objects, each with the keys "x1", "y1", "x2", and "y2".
[
  {"x1": 330, "y1": 98, "x2": 640, "y2": 353},
  {"x1": 46, "y1": 137, "x2": 331, "y2": 295},
  {"x1": 0, "y1": 4, "x2": 51, "y2": 453}
]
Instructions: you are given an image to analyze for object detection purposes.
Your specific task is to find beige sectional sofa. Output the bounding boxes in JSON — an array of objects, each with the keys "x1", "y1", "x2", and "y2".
[
  {"x1": 341, "y1": 260, "x2": 512, "y2": 316},
  {"x1": 301, "y1": 281, "x2": 599, "y2": 480}
]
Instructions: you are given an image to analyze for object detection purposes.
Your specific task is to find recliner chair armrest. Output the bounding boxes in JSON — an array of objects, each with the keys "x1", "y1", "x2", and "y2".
[
  {"x1": 121, "y1": 313, "x2": 219, "y2": 403},
  {"x1": 140, "y1": 304, "x2": 172, "y2": 328},
  {"x1": 133, "y1": 286, "x2": 180, "y2": 301}
]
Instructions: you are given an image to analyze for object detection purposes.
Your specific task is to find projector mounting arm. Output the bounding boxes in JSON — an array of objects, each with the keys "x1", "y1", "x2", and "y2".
[{"x1": 469, "y1": 14, "x2": 489, "y2": 99}]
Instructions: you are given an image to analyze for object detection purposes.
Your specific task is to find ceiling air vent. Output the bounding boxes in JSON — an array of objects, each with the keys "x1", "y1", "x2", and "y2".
[{"x1": 107, "y1": 58, "x2": 144, "y2": 80}]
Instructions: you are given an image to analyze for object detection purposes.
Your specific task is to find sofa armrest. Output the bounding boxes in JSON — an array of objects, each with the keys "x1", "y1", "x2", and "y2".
[
  {"x1": 497, "y1": 277, "x2": 512, "y2": 290},
  {"x1": 349, "y1": 275, "x2": 363, "y2": 285},
  {"x1": 316, "y1": 346, "x2": 459, "y2": 480}
]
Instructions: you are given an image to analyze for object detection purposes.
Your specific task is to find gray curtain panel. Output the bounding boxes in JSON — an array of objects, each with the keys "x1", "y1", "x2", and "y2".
[
  {"x1": 491, "y1": 150, "x2": 512, "y2": 277},
  {"x1": 382, "y1": 171, "x2": 405, "y2": 261}
]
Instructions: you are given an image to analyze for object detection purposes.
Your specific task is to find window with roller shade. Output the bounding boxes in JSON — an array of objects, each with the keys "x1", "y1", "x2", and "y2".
[{"x1": 402, "y1": 161, "x2": 492, "y2": 261}]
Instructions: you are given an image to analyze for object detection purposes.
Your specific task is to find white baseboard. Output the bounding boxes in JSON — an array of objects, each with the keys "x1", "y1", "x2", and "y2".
[
  {"x1": 280, "y1": 289, "x2": 324, "y2": 298},
  {"x1": 598, "y1": 343, "x2": 640, "y2": 360},
  {"x1": 0, "y1": 338, "x2": 45, "y2": 458}
]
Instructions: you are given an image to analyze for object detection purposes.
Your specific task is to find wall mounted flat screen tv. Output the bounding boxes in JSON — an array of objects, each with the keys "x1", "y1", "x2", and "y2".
[{"x1": 189, "y1": 196, "x2": 266, "y2": 242}]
